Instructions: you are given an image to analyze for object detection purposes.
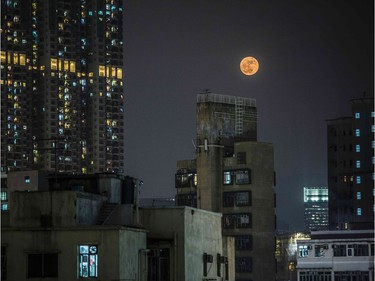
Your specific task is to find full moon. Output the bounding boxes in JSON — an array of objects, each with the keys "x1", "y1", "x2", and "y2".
[{"x1": 240, "y1": 56, "x2": 259, "y2": 76}]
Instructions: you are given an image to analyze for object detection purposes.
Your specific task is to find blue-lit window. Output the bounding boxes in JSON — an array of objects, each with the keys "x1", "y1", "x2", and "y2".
[
  {"x1": 356, "y1": 160, "x2": 361, "y2": 168},
  {"x1": 355, "y1": 129, "x2": 360, "y2": 137},
  {"x1": 78, "y1": 245, "x2": 98, "y2": 278},
  {"x1": 357, "y1": 192, "x2": 361, "y2": 200},
  {"x1": 357, "y1": 208, "x2": 362, "y2": 216},
  {"x1": 1, "y1": 203, "x2": 8, "y2": 211},
  {"x1": 356, "y1": 176, "x2": 361, "y2": 184},
  {"x1": 1, "y1": 191, "x2": 7, "y2": 201},
  {"x1": 24, "y1": 176, "x2": 30, "y2": 183},
  {"x1": 372, "y1": 125, "x2": 375, "y2": 133},
  {"x1": 223, "y1": 171, "x2": 232, "y2": 185},
  {"x1": 355, "y1": 112, "x2": 360, "y2": 119},
  {"x1": 355, "y1": 144, "x2": 360, "y2": 152},
  {"x1": 372, "y1": 112, "x2": 375, "y2": 118}
]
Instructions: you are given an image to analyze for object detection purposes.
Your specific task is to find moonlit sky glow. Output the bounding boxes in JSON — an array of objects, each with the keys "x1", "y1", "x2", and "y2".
[{"x1": 123, "y1": 0, "x2": 373, "y2": 230}]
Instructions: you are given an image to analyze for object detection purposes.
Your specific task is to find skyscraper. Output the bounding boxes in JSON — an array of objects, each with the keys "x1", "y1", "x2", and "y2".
[
  {"x1": 303, "y1": 186, "x2": 328, "y2": 231},
  {"x1": 326, "y1": 95, "x2": 374, "y2": 230},
  {"x1": 1, "y1": 0, "x2": 125, "y2": 174},
  {"x1": 176, "y1": 92, "x2": 275, "y2": 281}
]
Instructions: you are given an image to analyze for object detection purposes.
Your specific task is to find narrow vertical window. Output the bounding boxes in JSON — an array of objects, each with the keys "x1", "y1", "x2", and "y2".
[
  {"x1": 357, "y1": 208, "x2": 362, "y2": 216},
  {"x1": 78, "y1": 245, "x2": 98, "y2": 278},
  {"x1": 355, "y1": 112, "x2": 360, "y2": 119},
  {"x1": 355, "y1": 144, "x2": 360, "y2": 152},
  {"x1": 356, "y1": 192, "x2": 361, "y2": 200},
  {"x1": 355, "y1": 129, "x2": 360, "y2": 137},
  {"x1": 356, "y1": 176, "x2": 361, "y2": 184}
]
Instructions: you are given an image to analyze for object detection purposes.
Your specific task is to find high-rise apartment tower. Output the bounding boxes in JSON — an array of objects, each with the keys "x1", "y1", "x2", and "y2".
[
  {"x1": 1, "y1": 0, "x2": 125, "y2": 174},
  {"x1": 326, "y1": 95, "x2": 374, "y2": 230}
]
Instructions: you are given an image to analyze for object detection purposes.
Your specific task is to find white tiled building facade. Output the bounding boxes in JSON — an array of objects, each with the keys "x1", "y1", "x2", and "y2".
[{"x1": 296, "y1": 230, "x2": 374, "y2": 281}]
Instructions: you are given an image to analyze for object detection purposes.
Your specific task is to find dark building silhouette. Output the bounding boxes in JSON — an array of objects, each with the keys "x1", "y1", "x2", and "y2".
[
  {"x1": 326, "y1": 95, "x2": 374, "y2": 230},
  {"x1": 176, "y1": 92, "x2": 276, "y2": 281},
  {"x1": 1, "y1": 0, "x2": 125, "y2": 174}
]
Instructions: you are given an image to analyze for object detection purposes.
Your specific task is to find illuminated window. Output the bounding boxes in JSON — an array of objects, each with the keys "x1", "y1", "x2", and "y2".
[
  {"x1": 355, "y1": 112, "x2": 360, "y2": 119},
  {"x1": 13, "y1": 53, "x2": 18, "y2": 64},
  {"x1": 1, "y1": 192, "x2": 7, "y2": 201},
  {"x1": 1, "y1": 51, "x2": 6, "y2": 63},
  {"x1": 51, "y1": 59, "x2": 57, "y2": 70},
  {"x1": 117, "y1": 68, "x2": 122, "y2": 79},
  {"x1": 357, "y1": 208, "x2": 362, "y2": 216},
  {"x1": 70, "y1": 61, "x2": 76, "y2": 72},
  {"x1": 78, "y1": 245, "x2": 98, "y2": 278},
  {"x1": 106, "y1": 66, "x2": 110, "y2": 77},
  {"x1": 19, "y1": 54, "x2": 26, "y2": 65},
  {"x1": 355, "y1": 129, "x2": 360, "y2": 137},
  {"x1": 356, "y1": 160, "x2": 361, "y2": 168},
  {"x1": 64, "y1": 61, "x2": 69, "y2": 71},
  {"x1": 24, "y1": 176, "x2": 30, "y2": 183},
  {"x1": 111, "y1": 67, "x2": 116, "y2": 77},
  {"x1": 356, "y1": 176, "x2": 361, "y2": 184},
  {"x1": 223, "y1": 171, "x2": 232, "y2": 185},
  {"x1": 357, "y1": 192, "x2": 361, "y2": 200},
  {"x1": 99, "y1": 65, "x2": 105, "y2": 76},
  {"x1": 355, "y1": 144, "x2": 360, "y2": 152}
]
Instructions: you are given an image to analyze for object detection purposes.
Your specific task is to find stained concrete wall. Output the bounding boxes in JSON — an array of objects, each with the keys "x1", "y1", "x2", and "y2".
[
  {"x1": 140, "y1": 206, "x2": 234, "y2": 281},
  {"x1": 10, "y1": 190, "x2": 104, "y2": 227},
  {"x1": 2, "y1": 226, "x2": 146, "y2": 281}
]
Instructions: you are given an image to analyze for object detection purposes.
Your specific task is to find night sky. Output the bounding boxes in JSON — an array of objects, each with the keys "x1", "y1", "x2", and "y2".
[{"x1": 123, "y1": 0, "x2": 374, "y2": 230}]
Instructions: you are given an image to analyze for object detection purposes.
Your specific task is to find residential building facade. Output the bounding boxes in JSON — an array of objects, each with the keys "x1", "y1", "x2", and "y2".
[
  {"x1": 176, "y1": 93, "x2": 276, "y2": 281},
  {"x1": 304, "y1": 186, "x2": 329, "y2": 231},
  {"x1": 296, "y1": 230, "x2": 374, "y2": 281},
  {"x1": 2, "y1": 172, "x2": 235, "y2": 281},
  {"x1": 326, "y1": 95, "x2": 374, "y2": 230},
  {"x1": 1, "y1": 0, "x2": 125, "y2": 174}
]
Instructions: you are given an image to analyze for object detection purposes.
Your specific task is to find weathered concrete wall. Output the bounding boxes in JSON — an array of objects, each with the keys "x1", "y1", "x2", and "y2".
[
  {"x1": 10, "y1": 191, "x2": 105, "y2": 227},
  {"x1": 183, "y1": 207, "x2": 224, "y2": 281},
  {"x1": 234, "y1": 141, "x2": 276, "y2": 281},
  {"x1": 140, "y1": 207, "x2": 228, "y2": 281},
  {"x1": 119, "y1": 228, "x2": 148, "y2": 280},
  {"x1": 2, "y1": 226, "x2": 146, "y2": 281}
]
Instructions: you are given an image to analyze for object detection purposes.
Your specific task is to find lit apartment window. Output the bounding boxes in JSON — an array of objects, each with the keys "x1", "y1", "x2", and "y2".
[
  {"x1": 78, "y1": 245, "x2": 98, "y2": 278},
  {"x1": 356, "y1": 160, "x2": 361, "y2": 168},
  {"x1": 372, "y1": 112, "x2": 375, "y2": 118},
  {"x1": 298, "y1": 245, "x2": 309, "y2": 257},
  {"x1": 25, "y1": 176, "x2": 30, "y2": 183},
  {"x1": 223, "y1": 171, "x2": 232, "y2": 185},
  {"x1": 357, "y1": 192, "x2": 361, "y2": 200},
  {"x1": 355, "y1": 129, "x2": 360, "y2": 137},
  {"x1": 355, "y1": 144, "x2": 360, "y2": 152},
  {"x1": 1, "y1": 192, "x2": 7, "y2": 201},
  {"x1": 356, "y1": 176, "x2": 361, "y2": 184},
  {"x1": 355, "y1": 112, "x2": 360, "y2": 119},
  {"x1": 357, "y1": 208, "x2": 362, "y2": 216}
]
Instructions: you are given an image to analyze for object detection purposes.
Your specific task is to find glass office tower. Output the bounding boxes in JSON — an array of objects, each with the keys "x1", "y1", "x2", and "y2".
[{"x1": 304, "y1": 186, "x2": 329, "y2": 231}]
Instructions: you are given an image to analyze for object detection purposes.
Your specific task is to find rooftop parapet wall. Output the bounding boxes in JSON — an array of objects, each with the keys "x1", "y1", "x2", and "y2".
[{"x1": 197, "y1": 93, "x2": 256, "y2": 107}]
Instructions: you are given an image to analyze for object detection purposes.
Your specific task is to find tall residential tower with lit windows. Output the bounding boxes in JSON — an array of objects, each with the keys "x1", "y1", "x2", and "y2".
[
  {"x1": 326, "y1": 94, "x2": 374, "y2": 230},
  {"x1": 1, "y1": 0, "x2": 124, "y2": 174}
]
